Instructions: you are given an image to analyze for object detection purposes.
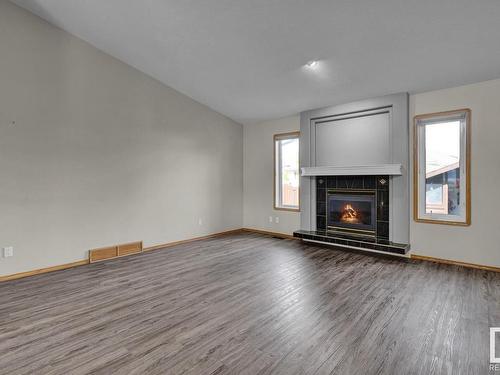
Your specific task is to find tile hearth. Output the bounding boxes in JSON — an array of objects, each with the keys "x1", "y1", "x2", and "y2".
[{"x1": 293, "y1": 229, "x2": 409, "y2": 255}]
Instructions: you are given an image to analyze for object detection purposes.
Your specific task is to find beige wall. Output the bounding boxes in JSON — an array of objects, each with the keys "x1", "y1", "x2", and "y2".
[
  {"x1": 0, "y1": 1, "x2": 243, "y2": 276},
  {"x1": 243, "y1": 116, "x2": 301, "y2": 234},
  {"x1": 243, "y1": 80, "x2": 500, "y2": 268},
  {"x1": 409, "y1": 79, "x2": 500, "y2": 267},
  {"x1": 2, "y1": 1, "x2": 499, "y2": 276}
]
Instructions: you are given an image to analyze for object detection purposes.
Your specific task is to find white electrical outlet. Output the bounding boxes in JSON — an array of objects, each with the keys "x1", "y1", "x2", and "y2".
[
  {"x1": 275, "y1": 217, "x2": 280, "y2": 223},
  {"x1": 269, "y1": 216, "x2": 273, "y2": 223},
  {"x1": 3, "y1": 247, "x2": 13, "y2": 258}
]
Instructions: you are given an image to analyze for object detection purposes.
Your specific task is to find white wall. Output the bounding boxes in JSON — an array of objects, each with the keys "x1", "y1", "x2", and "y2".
[
  {"x1": 0, "y1": 1, "x2": 243, "y2": 276},
  {"x1": 243, "y1": 116, "x2": 300, "y2": 234},
  {"x1": 410, "y1": 79, "x2": 500, "y2": 267}
]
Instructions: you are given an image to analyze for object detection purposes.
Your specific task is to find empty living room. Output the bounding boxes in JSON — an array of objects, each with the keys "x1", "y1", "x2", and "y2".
[{"x1": 1, "y1": 0, "x2": 500, "y2": 374}]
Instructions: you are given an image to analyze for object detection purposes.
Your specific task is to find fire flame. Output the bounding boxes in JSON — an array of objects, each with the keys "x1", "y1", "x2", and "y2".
[{"x1": 341, "y1": 204, "x2": 361, "y2": 224}]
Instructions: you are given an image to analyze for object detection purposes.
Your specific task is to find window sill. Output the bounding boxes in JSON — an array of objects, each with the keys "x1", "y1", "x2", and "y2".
[
  {"x1": 413, "y1": 217, "x2": 470, "y2": 226},
  {"x1": 274, "y1": 207, "x2": 300, "y2": 213}
]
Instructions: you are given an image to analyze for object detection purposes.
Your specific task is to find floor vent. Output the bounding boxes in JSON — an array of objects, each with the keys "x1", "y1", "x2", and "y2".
[{"x1": 89, "y1": 241, "x2": 143, "y2": 263}]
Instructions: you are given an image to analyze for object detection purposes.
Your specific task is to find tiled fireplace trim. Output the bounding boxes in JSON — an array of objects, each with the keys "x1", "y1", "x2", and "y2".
[
  {"x1": 294, "y1": 174, "x2": 410, "y2": 255},
  {"x1": 316, "y1": 175, "x2": 389, "y2": 239}
]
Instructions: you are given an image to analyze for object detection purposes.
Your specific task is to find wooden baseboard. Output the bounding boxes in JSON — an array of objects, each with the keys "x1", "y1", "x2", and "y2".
[
  {"x1": 241, "y1": 228, "x2": 297, "y2": 240},
  {"x1": 411, "y1": 254, "x2": 500, "y2": 273},
  {"x1": 0, "y1": 229, "x2": 244, "y2": 282},
  {"x1": 0, "y1": 260, "x2": 90, "y2": 282},
  {"x1": 2, "y1": 234, "x2": 498, "y2": 282},
  {"x1": 143, "y1": 229, "x2": 244, "y2": 252}
]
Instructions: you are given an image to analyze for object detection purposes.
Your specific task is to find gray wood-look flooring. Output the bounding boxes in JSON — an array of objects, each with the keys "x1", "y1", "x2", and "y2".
[{"x1": 1, "y1": 233, "x2": 499, "y2": 375}]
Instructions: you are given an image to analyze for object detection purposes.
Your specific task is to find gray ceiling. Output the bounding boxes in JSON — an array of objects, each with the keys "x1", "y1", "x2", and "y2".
[{"x1": 11, "y1": 0, "x2": 500, "y2": 124}]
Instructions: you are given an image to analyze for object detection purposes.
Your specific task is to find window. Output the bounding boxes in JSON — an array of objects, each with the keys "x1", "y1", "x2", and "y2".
[
  {"x1": 414, "y1": 109, "x2": 470, "y2": 225},
  {"x1": 274, "y1": 132, "x2": 300, "y2": 211}
]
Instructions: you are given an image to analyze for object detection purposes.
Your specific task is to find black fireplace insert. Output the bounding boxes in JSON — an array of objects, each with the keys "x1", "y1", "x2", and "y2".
[{"x1": 327, "y1": 190, "x2": 376, "y2": 237}]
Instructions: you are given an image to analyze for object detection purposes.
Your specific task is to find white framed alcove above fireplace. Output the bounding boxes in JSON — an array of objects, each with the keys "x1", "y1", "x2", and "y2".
[{"x1": 299, "y1": 93, "x2": 410, "y2": 245}]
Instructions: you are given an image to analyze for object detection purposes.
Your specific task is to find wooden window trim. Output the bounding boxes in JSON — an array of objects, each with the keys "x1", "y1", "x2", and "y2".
[
  {"x1": 413, "y1": 109, "x2": 471, "y2": 226},
  {"x1": 274, "y1": 131, "x2": 301, "y2": 212}
]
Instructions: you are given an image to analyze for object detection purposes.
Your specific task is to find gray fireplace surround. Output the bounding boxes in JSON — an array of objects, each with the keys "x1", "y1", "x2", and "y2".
[{"x1": 296, "y1": 93, "x2": 410, "y2": 255}]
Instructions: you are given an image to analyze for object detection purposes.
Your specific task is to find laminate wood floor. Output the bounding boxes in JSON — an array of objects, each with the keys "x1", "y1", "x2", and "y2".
[{"x1": 0, "y1": 233, "x2": 499, "y2": 375}]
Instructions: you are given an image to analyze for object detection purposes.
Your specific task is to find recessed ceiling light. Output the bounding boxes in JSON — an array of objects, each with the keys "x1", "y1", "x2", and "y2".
[{"x1": 305, "y1": 60, "x2": 319, "y2": 69}]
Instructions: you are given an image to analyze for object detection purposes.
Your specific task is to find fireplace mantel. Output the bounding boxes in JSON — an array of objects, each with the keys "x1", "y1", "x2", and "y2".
[{"x1": 301, "y1": 164, "x2": 402, "y2": 177}]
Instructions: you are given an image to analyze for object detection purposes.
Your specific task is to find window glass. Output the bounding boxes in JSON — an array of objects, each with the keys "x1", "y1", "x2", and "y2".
[
  {"x1": 275, "y1": 134, "x2": 299, "y2": 210},
  {"x1": 414, "y1": 110, "x2": 470, "y2": 225},
  {"x1": 424, "y1": 121, "x2": 461, "y2": 215}
]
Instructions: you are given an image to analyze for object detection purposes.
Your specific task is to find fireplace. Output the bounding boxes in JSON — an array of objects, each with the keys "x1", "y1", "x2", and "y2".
[
  {"x1": 315, "y1": 175, "x2": 390, "y2": 240},
  {"x1": 294, "y1": 94, "x2": 410, "y2": 254},
  {"x1": 295, "y1": 173, "x2": 409, "y2": 254},
  {"x1": 327, "y1": 190, "x2": 376, "y2": 237}
]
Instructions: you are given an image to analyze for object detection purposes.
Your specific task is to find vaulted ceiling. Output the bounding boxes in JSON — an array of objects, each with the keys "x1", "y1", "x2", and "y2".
[{"x1": 11, "y1": 0, "x2": 500, "y2": 124}]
